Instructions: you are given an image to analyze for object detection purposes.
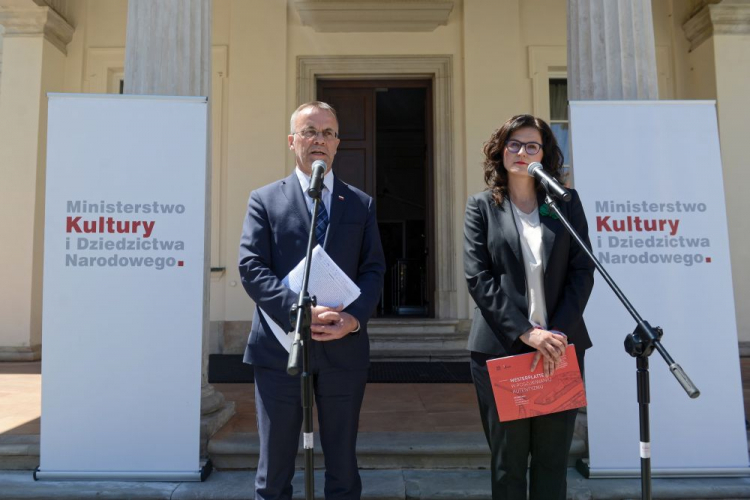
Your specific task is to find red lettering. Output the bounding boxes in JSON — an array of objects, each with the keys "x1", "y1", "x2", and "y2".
[
  {"x1": 66, "y1": 216, "x2": 81, "y2": 233},
  {"x1": 116, "y1": 220, "x2": 130, "y2": 234}
]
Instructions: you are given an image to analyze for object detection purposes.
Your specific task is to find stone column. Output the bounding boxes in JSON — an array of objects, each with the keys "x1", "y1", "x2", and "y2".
[
  {"x1": 565, "y1": 0, "x2": 660, "y2": 457},
  {"x1": 123, "y1": 0, "x2": 234, "y2": 452},
  {"x1": 124, "y1": 0, "x2": 211, "y2": 96},
  {"x1": 0, "y1": 1, "x2": 73, "y2": 361},
  {"x1": 683, "y1": 0, "x2": 750, "y2": 347},
  {"x1": 567, "y1": 0, "x2": 659, "y2": 100}
]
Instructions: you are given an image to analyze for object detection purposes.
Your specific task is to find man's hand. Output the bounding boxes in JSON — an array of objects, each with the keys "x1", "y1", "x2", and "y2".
[
  {"x1": 310, "y1": 304, "x2": 359, "y2": 341},
  {"x1": 311, "y1": 304, "x2": 341, "y2": 325},
  {"x1": 521, "y1": 327, "x2": 568, "y2": 377}
]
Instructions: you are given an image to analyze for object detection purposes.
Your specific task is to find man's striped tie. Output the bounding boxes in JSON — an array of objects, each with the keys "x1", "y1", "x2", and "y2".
[{"x1": 315, "y1": 197, "x2": 329, "y2": 247}]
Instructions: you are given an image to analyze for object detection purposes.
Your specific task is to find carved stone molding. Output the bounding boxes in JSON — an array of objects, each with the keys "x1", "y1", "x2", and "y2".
[
  {"x1": 0, "y1": 5, "x2": 73, "y2": 54},
  {"x1": 683, "y1": 1, "x2": 750, "y2": 51},
  {"x1": 297, "y1": 55, "x2": 457, "y2": 318},
  {"x1": 294, "y1": 0, "x2": 454, "y2": 32}
]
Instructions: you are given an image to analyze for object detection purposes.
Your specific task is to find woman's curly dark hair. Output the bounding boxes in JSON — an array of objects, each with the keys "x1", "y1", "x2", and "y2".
[{"x1": 482, "y1": 114, "x2": 565, "y2": 205}]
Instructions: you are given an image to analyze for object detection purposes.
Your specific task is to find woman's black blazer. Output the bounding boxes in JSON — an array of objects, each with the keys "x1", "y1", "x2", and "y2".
[{"x1": 464, "y1": 188, "x2": 595, "y2": 360}]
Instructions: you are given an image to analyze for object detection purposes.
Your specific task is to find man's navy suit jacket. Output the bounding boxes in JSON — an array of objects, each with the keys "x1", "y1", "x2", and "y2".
[{"x1": 238, "y1": 172, "x2": 386, "y2": 372}]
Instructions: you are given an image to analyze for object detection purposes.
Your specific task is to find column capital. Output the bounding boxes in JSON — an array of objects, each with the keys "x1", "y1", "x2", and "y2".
[
  {"x1": 683, "y1": 0, "x2": 750, "y2": 51},
  {"x1": 0, "y1": 4, "x2": 73, "y2": 54}
]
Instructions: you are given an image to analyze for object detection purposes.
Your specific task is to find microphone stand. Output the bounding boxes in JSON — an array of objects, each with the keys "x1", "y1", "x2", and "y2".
[
  {"x1": 286, "y1": 191, "x2": 323, "y2": 500},
  {"x1": 542, "y1": 192, "x2": 700, "y2": 500}
]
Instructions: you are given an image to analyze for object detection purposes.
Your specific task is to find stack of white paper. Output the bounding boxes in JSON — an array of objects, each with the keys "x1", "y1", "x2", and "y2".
[{"x1": 259, "y1": 245, "x2": 361, "y2": 352}]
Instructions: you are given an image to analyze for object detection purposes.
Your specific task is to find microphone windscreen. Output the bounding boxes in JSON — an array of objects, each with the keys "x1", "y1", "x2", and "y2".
[
  {"x1": 311, "y1": 160, "x2": 327, "y2": 176},
  {"x1": 527, "y1": 162, "x2": 543, "y2": 176}
]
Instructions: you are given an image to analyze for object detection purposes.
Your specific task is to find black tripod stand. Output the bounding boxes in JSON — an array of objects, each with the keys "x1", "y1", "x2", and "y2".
[{"x1": 543, "y1": 192, "x2": 700, "y2": 500}]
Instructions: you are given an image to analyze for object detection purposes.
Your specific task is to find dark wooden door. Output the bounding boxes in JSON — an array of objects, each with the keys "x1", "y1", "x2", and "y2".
[{"x1": 315, "y1": 86, "x2": 376, "y2": 196}]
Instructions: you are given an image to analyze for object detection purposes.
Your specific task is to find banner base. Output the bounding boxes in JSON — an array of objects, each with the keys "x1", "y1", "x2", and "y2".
[
  {"x1": 577, "y1": 458, "x2": 750, "y2": 478},
  {"x1": 34, "y1": 459, "x2": 212, "y2": 482}
]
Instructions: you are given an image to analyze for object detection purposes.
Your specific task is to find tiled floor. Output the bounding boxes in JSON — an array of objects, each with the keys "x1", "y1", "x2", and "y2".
[
  {"x1": 211, "y1": 382, "x2": 483, "y2": 439},
  {"x1": 0, "y1": 362, "x2": 41, "y2": 436},
  {"x1": 2, "y1": 358, "x2": 749, "y2": 437}
]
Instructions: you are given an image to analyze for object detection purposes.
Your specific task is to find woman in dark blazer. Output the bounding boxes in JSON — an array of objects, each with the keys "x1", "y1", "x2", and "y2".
[{"x1": 464, "y1": 114, "x2": 595, "y2": 500}]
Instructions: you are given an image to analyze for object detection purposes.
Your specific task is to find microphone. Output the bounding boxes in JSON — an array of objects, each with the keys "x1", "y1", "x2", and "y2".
[
  {"x1": 527, "y1": 162, "x2": 571, "y2": 202},
  {"x1": 308, "y1": 160, "x2": 326, "y2": 199}
]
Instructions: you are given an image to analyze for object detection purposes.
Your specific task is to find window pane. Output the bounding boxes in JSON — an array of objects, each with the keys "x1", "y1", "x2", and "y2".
[
  {"x1": 549, "y1": 79, "x2": 568, "y2": 121},
  {"x1": 551, "y1": 122, "x2": 569, "y2": 165}
]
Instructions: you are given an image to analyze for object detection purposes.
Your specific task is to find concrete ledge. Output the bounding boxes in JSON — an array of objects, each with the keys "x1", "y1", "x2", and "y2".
[
  {"x1": 0, "y1": 470, "x2": 179, "y2": 499},
  {"x1": 172, "y1": 469, "x2": 405, "y2": 500}
]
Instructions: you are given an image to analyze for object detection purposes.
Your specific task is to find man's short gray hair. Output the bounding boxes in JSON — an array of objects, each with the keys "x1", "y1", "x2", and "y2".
[{"x1": 290, "y1": 101, "x2": 338, "y2": 134}]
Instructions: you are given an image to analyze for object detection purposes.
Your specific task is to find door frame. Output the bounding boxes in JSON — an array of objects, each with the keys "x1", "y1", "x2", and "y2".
[{"x1": 297, "y1": 55, "x2": 457, "y2": 318}]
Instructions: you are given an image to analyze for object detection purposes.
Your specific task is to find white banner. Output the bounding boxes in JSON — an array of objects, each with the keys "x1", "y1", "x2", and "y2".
[
  {"x1": 39, "y1": 94, "x2": 208, "y2": 481},
  {"x1": 570, "y1": 101, "x2": 748, "y2": 476}
]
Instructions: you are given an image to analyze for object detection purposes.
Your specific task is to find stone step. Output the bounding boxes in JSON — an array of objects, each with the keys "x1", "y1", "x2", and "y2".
[
  {"x1": 207, "y1": 431, "x2": 587, "y2": 471},
  {"x1": 0, "y1": 435, "x2": 40, "y2": 470},
  {"x1": 368, "y1": 319, "x2": 464, "y2": 335},
  {"x1": 3, "y1": 468, "x2": 750, "y2": 500},
  {"x1": 368, "y1": 319, "x2": 469, "y2": 362},
  {"x1": 0, "y1": 402, "x2": 236, "y2": 471},
  {"x1": 0, "y1": 431, "x2": 586, "y2": 473}
]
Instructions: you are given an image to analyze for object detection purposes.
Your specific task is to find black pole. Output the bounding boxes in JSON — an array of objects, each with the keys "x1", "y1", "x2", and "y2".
[
  {"x1": 302, "y1": 335, "x2": 314, "y2": 500},
  {"x1": 542, "y1": 193, "x2": 699, "y2": 498},
  {"x1": 287, "y1": 194, "x2": 324, "y2": 500},
  {"x1": 637, "y1": 356, "x2": 652, "y2": 500}
]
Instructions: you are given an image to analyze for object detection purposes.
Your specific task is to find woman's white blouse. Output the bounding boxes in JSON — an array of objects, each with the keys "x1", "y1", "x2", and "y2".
[{"x1": 510, "y1": 202, "x2": 548, "y2": 330}]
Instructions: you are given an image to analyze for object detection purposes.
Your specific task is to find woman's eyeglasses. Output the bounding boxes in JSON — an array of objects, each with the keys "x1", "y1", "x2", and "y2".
[{"x1": 506, "y1": 140, "x2": 542, "y2": 155}]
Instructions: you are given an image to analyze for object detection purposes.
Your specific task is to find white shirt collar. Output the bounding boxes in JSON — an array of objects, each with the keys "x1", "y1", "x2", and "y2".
[{"x1": 295, "y1": 166, "x2": 334, "y2": 193}]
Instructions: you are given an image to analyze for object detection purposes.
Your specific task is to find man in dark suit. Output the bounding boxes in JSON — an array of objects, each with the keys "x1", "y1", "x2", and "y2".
[{"x1": 238, "y1": 101, "x2": 385, "y2": 500}]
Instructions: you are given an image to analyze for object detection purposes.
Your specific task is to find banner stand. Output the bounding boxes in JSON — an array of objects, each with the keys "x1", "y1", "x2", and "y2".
[
  {"x1": 570, "y1": 101, "x2": 749, "y2": 478},
  {"x1": 39, "y1": 94, "x2": 209, "y2": 482}
]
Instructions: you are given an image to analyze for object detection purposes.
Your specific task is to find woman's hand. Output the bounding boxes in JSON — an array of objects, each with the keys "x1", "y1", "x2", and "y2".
[{"x1": 520, "y1": 328, "x2": 568, "y2": 376}]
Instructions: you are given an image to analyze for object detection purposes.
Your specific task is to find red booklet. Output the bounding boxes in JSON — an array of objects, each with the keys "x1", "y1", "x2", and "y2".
[{"x1": 487, "y1": 345, "x2": 586, "y2": 422}]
